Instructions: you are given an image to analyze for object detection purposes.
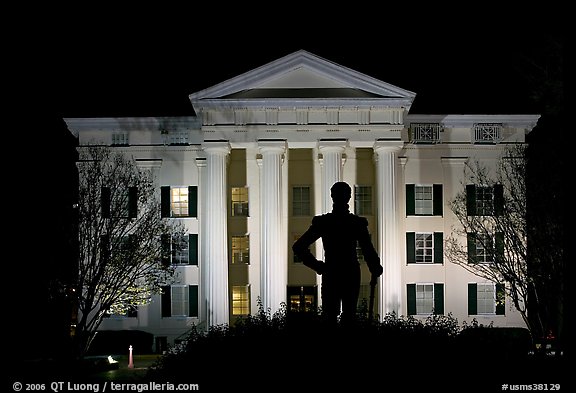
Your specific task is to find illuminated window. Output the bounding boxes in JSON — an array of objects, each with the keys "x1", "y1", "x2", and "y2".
[
  {"x1": 468, "y1": 283, "x2": 505, "y2": 316},
  {"x1": 407, "y1": 283, "x2": 444, "y2": 316},
  {"x1": 232, "y1": 285, "x2": 250, "y2": 316},
  {"x1": 161, "y1": 186, "x2": 198, "y2": 218},
  {"x1": 287, "y1": 286, "x2": 317, "y2": 313},
  {"x1": 292, "y1": 186, "x2": 311, "y2": 216},
  {"x1": 231, "y1": 235, "x2": 250, "y2": 264},
  {"x1": 171, "y1": 187, "x2": 189, "y2": 217},
  {"x1": 161, "y1": 285, "x2": 198, "y2": 318},
  {"x1": 231, "y1": 187, "x2": 249, "y2": 216},
  {"x1": 354, "y1": 186, "x2": 372, "y2": 215}
]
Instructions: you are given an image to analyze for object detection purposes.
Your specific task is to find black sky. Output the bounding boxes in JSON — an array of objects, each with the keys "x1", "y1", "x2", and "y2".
[{"x1": 38, "y1": 15, "x2": 560, "y2": 121}]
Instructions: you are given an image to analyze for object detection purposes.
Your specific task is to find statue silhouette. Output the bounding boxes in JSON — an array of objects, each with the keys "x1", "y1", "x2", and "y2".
[{"x1": 292, "y1": 181, "x2": 383, "y2": 326}]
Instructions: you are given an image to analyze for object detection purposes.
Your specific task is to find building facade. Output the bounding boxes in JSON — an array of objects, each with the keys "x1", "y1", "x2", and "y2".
[{"x1": 65, "y1": 50, "x2": 539, "y2": 350}]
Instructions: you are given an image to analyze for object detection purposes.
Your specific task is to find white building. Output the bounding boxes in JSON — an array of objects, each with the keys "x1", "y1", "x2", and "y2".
[{"x1": 65, "y1": 50, "x2": 539, "y2": 351}]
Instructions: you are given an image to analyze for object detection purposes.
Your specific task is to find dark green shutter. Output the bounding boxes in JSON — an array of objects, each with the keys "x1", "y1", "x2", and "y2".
[
  {"x1": 161, "y1": 186, "x2": 171, "y2": 218},
  {"x1": 407, "y1": 284, "x2": 416, "y2": 316},
  {"x1": 188, "y1": 186, "x2": 198, "y2": 217},
  {"x1": 189, "y1": 234, "x2": 198, "y2": 265},
  {"x1": 466, "y1": 184, "x2": 476, "y2": 216},
  {"x1": 495, "y1": 232, "x2": 505, "y2": 264},
  {"x1": 161, "y1": 286, "x2": 171, "y2": 317},
  {"x1": 406, "y1": 184, "x2": 415, "y2": 216},
  {"x1": 128, "y1": 187, "x2": 138, "y2": 218},
  {"x1": 406, "y1": 232, "x2": 416, "y2": 264},
  {"x1": 433, "y1": 184, "x2": 443, "y2": 216},
  {"x1": 433, "y1": 232, "x2": 443, "y2": 264},
  {"x1": 496, "y1": 283, "x2": 505, "y2": 315},
  {"x1": 101, "y1": 187, "x2": 111, "y2": 218},
  {"x1": 468, "y1": 283, "x2": 478, "y2": 315},
  {"x1": 189, "y1": 285, "x2": 199, "y2": 317},
  {"x1": 467, "y1": 233, "x2": 477, "y2": 264},
  {"x1": 493, "y1": 184, "x2": 504, "y2": 216},
  {"x1": 434, "y1": 283, "x2": 444, "y2": 315},
  {"x1": 161, "y1": 234, "x2": 171, "y2": 267}
]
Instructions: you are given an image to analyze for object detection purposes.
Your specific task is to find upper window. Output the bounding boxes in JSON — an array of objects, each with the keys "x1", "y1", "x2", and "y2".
[
  {"x1": 231, "y1": 187, "x2": 249, "y2": 217},
  {"x1": 406, "y1": 184, "x2": 443, "y2": 216},
  {"x1": 466, "y1": 184, "x2": 503, "y2": 216},
  {"x1": 354, "y1": 185, "x2": 372, "y2": 216},
  {"x1": 292, "y1": 186, "x2": 311, "y2": 216},
  {"x1": 161, "y1": 186, "x2": 198, "y2": 218}
]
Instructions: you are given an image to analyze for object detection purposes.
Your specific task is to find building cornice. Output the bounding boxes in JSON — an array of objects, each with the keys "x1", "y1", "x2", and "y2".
[{"x1": 64, "y1": 116, "x2": 200, "y2": 136}]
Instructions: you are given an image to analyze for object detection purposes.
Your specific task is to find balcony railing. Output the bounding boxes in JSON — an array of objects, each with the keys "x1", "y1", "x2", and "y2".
[
  {"x1": 410, "y1": 123, "x2": 443, "y2": 144},
  {"x1": 473, "y1": 123, "x2": 502, "y2": 144}
]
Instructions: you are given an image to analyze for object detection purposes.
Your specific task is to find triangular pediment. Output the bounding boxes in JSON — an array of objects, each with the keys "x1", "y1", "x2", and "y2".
[{"x1": 189, "y1": 50, "x2": 416, "y2": 108}]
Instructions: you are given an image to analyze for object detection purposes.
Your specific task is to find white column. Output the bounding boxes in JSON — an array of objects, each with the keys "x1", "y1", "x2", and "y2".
[
  {"x1": 374, "y1": 141, "x2": 403, "y2": 317},
  {"x1": 202, "y1": 141, "x2": 231, "y2": 326},
  {"x1": 258, "y1": 140, "x2": 287, "y2": 315},
  {"x1": 318, "y1": 140, "x2": 347, "y2": 213}
]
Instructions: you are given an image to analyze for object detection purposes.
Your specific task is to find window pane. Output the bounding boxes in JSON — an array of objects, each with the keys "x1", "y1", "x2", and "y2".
[
  {"x1": 232, "y1": 187, "x2": 249, "y2": 216},
  {"x1": 476, "y1": 186, "x2": 494, "y2": 216},
  {"x1": 232, "y1": 285, "x2": 250, "y2": 315},
  {"x1": 415, "y1": 185, "x2": 433, "y2": 215},
  {"x1": 415, "y1": 233, "x2": 433, "y2": 263},
  {"x1": 293, "y1": 186, "x2": 311, "y2": 216},
  {"x1": 172, "y1": 235, "x2": 189, "y2": 265},
  {"x1": 477, "y1": 283, "x2": 495, "y2": 314},
  {"x1": 232, "y1": 235, "x2": 250, "y2": 264},
  {"x1": 171, "y1": 187, "x2": 189, "y2": 217},
  {"x1": 416, "y1": 284, "x2": 434, "y2": 314},
  {"x1": 354, "y1": 186, "x2": 372, "y2": 216},
  {"x1": 171, "y1": 286, "x2": 189, "y2": 317}
]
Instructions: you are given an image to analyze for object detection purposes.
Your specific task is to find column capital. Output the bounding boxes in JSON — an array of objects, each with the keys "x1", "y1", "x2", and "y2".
[
  {"x1": 258, "y1": 139, "x2": 287, "y2": 154},
  {"x1": 373, "y1": 139, "x2": 404, "y2": 153},
  {"x1": 203, "y1": 140, "x2": 231, "y2": 155},
  {"x1": 318, "y1": 139, "x2": 348, "y2": 152}
]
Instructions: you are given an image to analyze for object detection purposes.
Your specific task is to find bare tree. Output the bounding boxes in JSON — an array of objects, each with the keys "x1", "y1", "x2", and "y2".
[
  {"x1": 73, "y1": 145, "x2": 184, "y2": 358},
  {"x1": 445, "y1": 144, "x2": 544, "y2": 339}
]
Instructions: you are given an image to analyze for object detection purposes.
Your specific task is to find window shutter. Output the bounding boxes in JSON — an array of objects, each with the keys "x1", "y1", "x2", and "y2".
[
  {"x1": 188, "y1": 186, "x2": 198, "y2": 218},
  {"x1": 433, "y1": 184, "x2": 443, "y2": 216},
  {"x1": 161, "y1": 286, "x2": 171, "y2": 317},
  {"x1": 161, "y1": 234, "x2": 171, "y2": 267},
  {"x1": 189, "y1": 285, "x2": 199, "y2": 317},
  {"x1": 493, "y1": 184, "x2": 504, "y2": 216},
  {"x1": 496, "y1": 283, "x2": 505, "y2": 315},
  {"x1": 189, "y1": 234, "x2": 198, "y2": 265},
  {"x1": 433, "y1": 232, "x2": 443, "y2": 264},
  {"x1": 101, "y1": 187, "x2": 111, "y2": 218},
  {"x1": 407, "y1": 284, "x2": 416, "y2": 316},
  {"x1": 433, "y1": 283, "x2": 444, "y2": 315},
  {"x1": 406, "y1": 184, "x2": 415, "y2": 216},
  {"x1": 128, "y1": 187, "x2": 138, "y2": 218},
  {"x1": 495, "y1": 232, "x2": 505, "y2": 263},
  {"x1": 467, "y1": 233, "x2": 477, "y2": 264},
  {"x1": 406, "y1": 232, "x2": 416, "y2": 263},
  {"x1": 468, "y1": 283, "x2": 478, "y2": 315},
  {"x1": 99, "y1": 234, "x2": 110, "y2": 264},
  {"x1": 466, "y1": 185, "x2": 476, "y2": 216},
  {"x1": 161, "y1": 186, "x2": 171, "y2": 218}
]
